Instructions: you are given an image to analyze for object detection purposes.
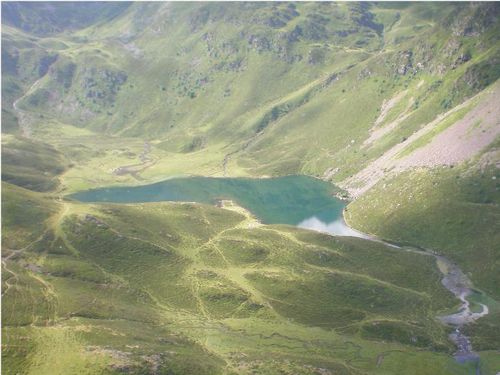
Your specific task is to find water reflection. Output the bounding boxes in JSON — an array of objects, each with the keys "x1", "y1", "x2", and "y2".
[{"x1": 297, "y1": 216, "x2": 370, "y2": 238}]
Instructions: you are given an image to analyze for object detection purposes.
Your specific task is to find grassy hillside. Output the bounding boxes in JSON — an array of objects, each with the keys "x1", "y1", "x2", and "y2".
[
  {"x1": 345, "y1": 162, "x2": 500, "y2": 351},
  {"x1": 1, "y1": 2, "x2": 131, "y2": 36},
  {"x1": 2, "y1": 3, "x2": 499, "y2": 181},
  {"x1": 1, "y1": 135, "x2": 69, "y2": 191},
  {"x1": 5, "y1": 183, "x2": 494, "y2": 374}
]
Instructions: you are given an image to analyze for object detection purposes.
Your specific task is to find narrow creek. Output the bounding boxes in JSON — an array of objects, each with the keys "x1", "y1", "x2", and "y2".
[
  {"x1": 435, "y1": 255, "x2": 489, "y2": 364},
  {"x1": 338, "y1": 214, "x2": 489, "y2": 371}
]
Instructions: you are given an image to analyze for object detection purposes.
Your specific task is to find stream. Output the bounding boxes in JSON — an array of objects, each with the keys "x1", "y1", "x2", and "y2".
[
  {"x1": 435, "y1": 255, "x2": 489, "y2": 364},
  {"x1": 112, "y1": 141, "x2": 155, "y2": 179},
  {"x1": 332, "y1": 215, "x2": 489, "y2": 370}
]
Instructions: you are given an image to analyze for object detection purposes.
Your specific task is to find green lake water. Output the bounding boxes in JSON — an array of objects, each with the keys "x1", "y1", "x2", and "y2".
[{"x1": 70, "y1": 175, "x2": 364, "y2": 236}]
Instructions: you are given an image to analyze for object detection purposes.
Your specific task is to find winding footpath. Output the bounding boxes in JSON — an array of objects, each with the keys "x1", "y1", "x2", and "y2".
[{"x1": 338, "y1": 215, "x2": 489, "y2": 368}]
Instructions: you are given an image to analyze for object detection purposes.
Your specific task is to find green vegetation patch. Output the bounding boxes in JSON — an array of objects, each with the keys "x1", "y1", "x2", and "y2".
[
  {"x1": 1, "y1": 182, "x2": 57, "y2": 249},
  {"x1": 361, "y1": 320, "x2": 443, "y2": 350},
  {"x1": 63, "y1": 215, "x2": 197, "y2": 311},
  {"x1": 2, "y1": 136, "x2": 68, "y2": 192}
]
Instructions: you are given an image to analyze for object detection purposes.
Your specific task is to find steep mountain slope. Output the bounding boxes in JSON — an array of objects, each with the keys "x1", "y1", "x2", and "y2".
[
  {"x1": 2, "y1": 2, "x2": 500, "y2": 375},
  {"x1": 2, "y1": 2, "x2": 499, "y2": 178},
  {"x1": 1, "y1": 3, "x2": 498, "y2": 185},
  {"x1": 1, "y1": 2, "x2": 131, "y2": 36}
]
